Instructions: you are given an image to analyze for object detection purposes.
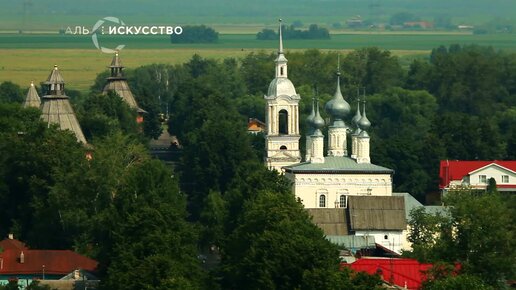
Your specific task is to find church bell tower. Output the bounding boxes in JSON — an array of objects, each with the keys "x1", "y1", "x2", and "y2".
[{"x1": 264, "y1": 19, "x2": 301, "y2": 172}]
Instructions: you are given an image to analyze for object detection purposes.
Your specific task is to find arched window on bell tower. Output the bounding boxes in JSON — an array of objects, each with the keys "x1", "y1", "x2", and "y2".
[{"x1": 279, "y1": 109, "x2": 288, "y2": 134}]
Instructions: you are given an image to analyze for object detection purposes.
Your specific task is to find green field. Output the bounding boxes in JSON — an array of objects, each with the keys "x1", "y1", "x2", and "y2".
[
  {"x1": 0, "y1": 32, "x2": 514, "y2": 92},
  {"x1": 1, "y1": 33, "x2": 515, "y2": 50}
]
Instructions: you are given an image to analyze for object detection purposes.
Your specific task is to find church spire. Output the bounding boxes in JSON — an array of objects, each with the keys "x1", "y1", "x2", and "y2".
[
  {"x1": 275, "y1": 19, "x2": 288, "y2": 78},
  {"x1": 325, "y1": 54, "x2": 351, "y2": 127},
  {"x1": 326, "y1": 55, "x2": 351, "y2": 157},
  {"x1": 305, "y1": 97, "x2": 316, "y2": 161},
  {"x1": 278, "y1": 18, "x2": 284, "y2": 54},
  {"x1": 310, "y1": 94, "x2": 325, "y2": 164},
  {"x1": 351, "y1": 92, "x2": 362, "y2": 131},
  {"x1": 356, "y1": 91, "x2": 371, "y2": 164},
  {"x1": 350, "y1": 90, "x2": 362, "y2": 159},
  {"x1": 264, "y1": 19, "x2": 301, "y2": 171},
  {"x1": 358, "y1": 95, "x2": 371, "y2": 132}
]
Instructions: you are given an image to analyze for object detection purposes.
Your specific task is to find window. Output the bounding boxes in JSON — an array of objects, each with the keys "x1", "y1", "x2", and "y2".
[
  {"x1": 339, "y1": 195, "x2": 347, "y2": 208},
  {"x1": 280, "y1": 67, "x2": 284, "y2": 76},
  {"x1": 279, "y1": 145, "x2": 287, "y2": 150},
  {"x1": 502, "y1": 175, "x2": 509, "y2": 183},
  {"x1": 384, "y1": 235, "x2": 388, "y2": 240},
  {"x1": 319, "y1": 194, "x2": 326, "y2": 208},
  {"x1": 278, "y1": 110, "x2": 289, "y2": 134},
  {"x1": 479, "y1": 175, "x2": 487, "y2": 184}
]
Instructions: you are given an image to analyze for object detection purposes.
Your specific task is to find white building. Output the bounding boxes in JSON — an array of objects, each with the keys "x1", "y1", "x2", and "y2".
[
  {"x1": 439, "y1": 160, "x2": 516, "y2": 193},
  {"x1": 264, "y1": 42, "x2": 407, "y2": 253},
  {"x1": 264, "y1": 19, "x2": 302, "y2": 172}
]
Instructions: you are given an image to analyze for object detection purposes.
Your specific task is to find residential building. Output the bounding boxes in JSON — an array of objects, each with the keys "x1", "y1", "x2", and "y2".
[
  {"x1": 439, "y1": 160, "x2": 516, "y2": 193},
  {"x1": 0, "y1": 235, "x2": 97, "y2": 287}
]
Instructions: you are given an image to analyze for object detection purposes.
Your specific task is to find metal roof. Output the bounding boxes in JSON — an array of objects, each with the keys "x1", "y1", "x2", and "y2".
[
  {"x1": 307, "y1": 208, "x2": 349, "y2": 236},
  {"x1": 348, "y1": 196, "x2": 406, "y2": 231},
  {"x1": 267, "y1": 77, "x2": 297, "y2": 98},
  {"x1": 393, "y1": 192, "x2": 448, "y2": 221},
  {"x1": 0, "y1": 249, "x2": 97, "y2": 275},
  {"x1": 283, "y1": 156, "x2": 394, "y2": 174}
]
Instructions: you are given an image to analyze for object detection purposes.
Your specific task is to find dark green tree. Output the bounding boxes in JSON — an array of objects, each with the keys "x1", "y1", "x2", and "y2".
[
  {"x1": 407, "y1": 189, "x2": 515, "y2": 287},
  {"x1": 220, "y1": 191, "x2": 340, "y2": 290},
  {"x1": 0, "y1": 81, "x2": 24, "y2": 103},
  {"x1": 170, "y1": 25, "x2": 219, "y2": 43},
  {"x1": 341, "y1": 47, "x2": 403, "y2": 94},
  {"x1": 98, "y1": 159, "x2": 205, "y2": 290},
  {"x1": 0, "y1": 103, "x2": 86, "y2": 248},
  {"x1": 78, "y1": 91, "x2": 139, "y2": 140}
]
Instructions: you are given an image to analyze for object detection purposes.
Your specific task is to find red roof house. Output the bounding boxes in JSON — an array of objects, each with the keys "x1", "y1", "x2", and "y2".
[
  {"x1": 0, "y1": 235, "x2": 28, "y2": 252},
  {"x1": 0, "y1": 236, "x2": 97, "y2": 280},
  {"x1": 343, "y1": 258, "x2": 433, "y2": 290},
  {"x1": 247, "y1": 118, "x2": 266, "y2": 134},
  {"x1": 439, "y1": 160, "x2": 516, "y2": 192}
]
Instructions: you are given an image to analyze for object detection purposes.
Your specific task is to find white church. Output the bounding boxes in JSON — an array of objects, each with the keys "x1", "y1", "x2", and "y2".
[{"x1": 264, "y1": 20, "x2": 408, "y2": 254}]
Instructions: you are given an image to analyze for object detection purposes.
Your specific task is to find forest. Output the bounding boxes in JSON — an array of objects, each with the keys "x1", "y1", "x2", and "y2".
[{"x1": 0, "y1": 44, "x2": 515, "y2": 289}]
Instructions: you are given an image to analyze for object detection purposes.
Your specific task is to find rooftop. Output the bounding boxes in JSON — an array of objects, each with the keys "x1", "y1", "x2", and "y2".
[{"x1": 284, "y1": 156, "x2": 394, "y2": 174}]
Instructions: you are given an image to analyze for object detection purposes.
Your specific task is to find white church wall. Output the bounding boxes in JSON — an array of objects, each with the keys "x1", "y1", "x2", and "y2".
[
  {"x1": 287, "y1": 173, "x2": 393, "y2": 208},
  {"x1": 354, "y1": 230, "x2": 404, "y2": 254}
]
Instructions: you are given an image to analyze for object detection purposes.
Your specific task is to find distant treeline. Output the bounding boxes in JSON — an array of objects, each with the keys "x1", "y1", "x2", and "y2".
[
  {"x1": 256, "y1": 24, "x2": 330, "y2": 40},
  {"x1": 170, "y1": 25, "x2": 219, "y2": 43}
]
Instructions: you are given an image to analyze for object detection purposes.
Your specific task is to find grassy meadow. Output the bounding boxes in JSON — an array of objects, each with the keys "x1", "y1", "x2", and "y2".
[{"x1": 0, "y1": 32, "x2": 515, "y2": 92}]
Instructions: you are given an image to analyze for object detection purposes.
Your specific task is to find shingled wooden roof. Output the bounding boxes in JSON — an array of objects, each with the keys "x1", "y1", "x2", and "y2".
[
  {"x1": 23, "y1": 81, "x2": 41, "y2": 108},
  {"x1": 40, "y1": 65, "x2": 87, "y2": 144},
  {"x1": 103, "y1": 52, "x2": 145, "y2": 113}
]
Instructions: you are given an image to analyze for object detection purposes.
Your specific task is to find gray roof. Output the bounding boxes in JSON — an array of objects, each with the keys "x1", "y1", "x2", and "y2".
[
  {"x1": 44, "y1": 65, "x2": 65, "y2": 84},
  {"x1": 40, "y1": 95, "x2": 87, "y2": 144},
  {"x1": 103, "y1": 80, "x2": 139, "y2": 109},
  {"x1": 283, "y1": 156, "x2": 394, "y2": 174},
  {"x1": 40, "y1": 65, "x2": 87, "y2": 144},
  {"x1": 23, "y1": 82, "x2": 40, "y2": 108},
  {"x1": 267, "y1": 77, "x2": 298, "y2": 98},
  {"x1": 393, "y1": 192, "x2": 449, "y2": 221},
  {"x1": 307, "y1": 208, "x2": 349, "y2": 236},
  {"x1": 110, "y1": 52, "x2": 123, "y2": 68},
  {"x1": 103, "y1": 53, "x2": 146, "y2": 113},
  {"x1": 392, "y1": 192, "x2": 422, "y2": 221},
  {"x1": 348, "y1": 196, "x2": 406, "y2": 231}
]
